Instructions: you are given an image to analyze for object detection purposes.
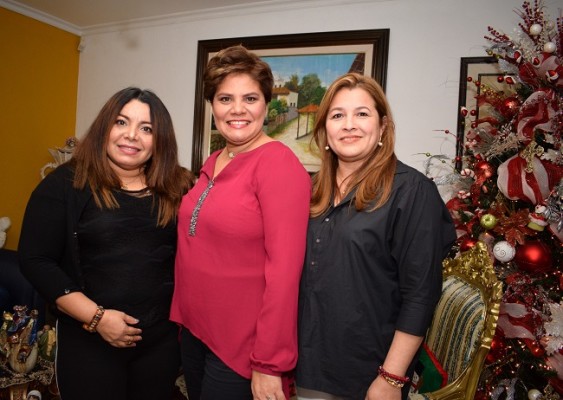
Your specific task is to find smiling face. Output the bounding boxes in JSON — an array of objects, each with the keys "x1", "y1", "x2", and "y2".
[
  {"x1": 106, "y1": 99, "x2": 153, "y2": 177},
  {"x1": 211, "y1": 73, "x2": 268, "y2": 150},
  {"x1": 325, "y1": 87, "x2": 387, "y2": 169}
]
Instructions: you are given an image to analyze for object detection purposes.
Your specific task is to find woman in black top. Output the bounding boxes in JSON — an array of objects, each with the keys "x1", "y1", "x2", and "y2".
[
  {"x1": 19, "y1": 87, "x2": 194, "y2": 400},
  {"x1": 296, "y1": 74, "x2": 456, "y2": 400}
]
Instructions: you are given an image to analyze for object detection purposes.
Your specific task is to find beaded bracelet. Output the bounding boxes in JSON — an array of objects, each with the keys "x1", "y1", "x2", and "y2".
[
  {"x1": 378, "y1": 366, "x2": 410, "y2": 388},
  {"x1": 82, "y1": 305, "x2": 105, "y2": 333}
]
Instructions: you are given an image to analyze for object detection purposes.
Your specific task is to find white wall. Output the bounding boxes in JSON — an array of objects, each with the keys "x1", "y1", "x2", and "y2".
[{"x1": 75, "y1": 0, "x2": 560, "y2": 173}]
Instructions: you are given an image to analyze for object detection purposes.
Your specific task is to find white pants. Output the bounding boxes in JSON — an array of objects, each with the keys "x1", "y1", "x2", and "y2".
[{"x1": 296, "y1": 387, "x2": 346, "y2": 400}]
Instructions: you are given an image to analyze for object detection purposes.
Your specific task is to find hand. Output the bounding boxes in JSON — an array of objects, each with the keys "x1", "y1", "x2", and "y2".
[
  {"x1": 365, "y1": 376, "x2": 402, "y2": 400},
  {"x1": 251, "y1": 370, "x2": 285, "y2": 400},
  {"x1": 95, "y1": 309, "x2": 142, "y2": 348}
]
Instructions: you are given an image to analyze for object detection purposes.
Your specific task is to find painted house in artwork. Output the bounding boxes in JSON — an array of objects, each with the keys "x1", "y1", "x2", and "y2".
[{"x1": 272, "y1": 86, "x2": 298, "y2": 108}]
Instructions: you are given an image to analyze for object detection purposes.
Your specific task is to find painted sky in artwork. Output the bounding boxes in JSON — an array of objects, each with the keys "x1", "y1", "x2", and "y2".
[{"x1": 261, "y1": 53, "x2": 359, "y2": 88}]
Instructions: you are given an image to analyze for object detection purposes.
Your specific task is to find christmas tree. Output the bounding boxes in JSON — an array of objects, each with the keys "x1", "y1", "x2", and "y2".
[{"x1": 432, "y1": 1, "x2": 562, "y2": 398}]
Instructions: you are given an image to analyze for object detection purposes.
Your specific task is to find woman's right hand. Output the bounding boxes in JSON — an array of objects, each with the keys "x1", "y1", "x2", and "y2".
[{"x1": 96, "y1": 309, "x2": 142, "y2": 348}]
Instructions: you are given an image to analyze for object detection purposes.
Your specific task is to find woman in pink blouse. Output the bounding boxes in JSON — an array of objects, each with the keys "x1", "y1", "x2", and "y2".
[{"x1": 170, "y1": 45, "x2": 311, "y2": 400}]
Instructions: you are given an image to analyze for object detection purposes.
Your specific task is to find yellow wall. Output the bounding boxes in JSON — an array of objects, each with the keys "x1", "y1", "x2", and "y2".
[{"x1": 0, "y1": 8, "x2": 80, "y2": 250}]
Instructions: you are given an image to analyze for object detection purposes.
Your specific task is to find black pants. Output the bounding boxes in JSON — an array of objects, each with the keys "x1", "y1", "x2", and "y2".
[
  {"x1": 181, "y1": 327, "x2": 253, "y2": 400},
  {"x1": 56, "y1": 318, "x2": 180, "y2": 400}
]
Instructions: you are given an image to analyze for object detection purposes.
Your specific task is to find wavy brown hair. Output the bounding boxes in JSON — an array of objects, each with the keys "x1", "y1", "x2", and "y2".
[
  {"x1": 310, "y1": 73, "x2": 397, "y2": 217},
  {"x1": 203, "y1": 45, "x2": 274, "y2": 103},
  {"x1": 72, "y1": 87, "x2": 194, "y2": 226}
]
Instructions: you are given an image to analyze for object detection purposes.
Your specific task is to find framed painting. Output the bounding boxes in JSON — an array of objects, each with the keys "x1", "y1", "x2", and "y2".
[
  {"x1": 190, "y1": 29, "x2": 390, "y2": 173},
  {"x1": 455, "y1": 56, "x2": 517, "y2": 170}
]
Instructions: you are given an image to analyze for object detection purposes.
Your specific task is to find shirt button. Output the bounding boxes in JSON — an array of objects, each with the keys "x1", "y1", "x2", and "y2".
[
  {"x1": 315, "y1": 238, "x2": 321, "y2": 243},
  {"x1": 311, "y1": 261, "x2": 316, "y2": 266},
  {"x1": 324, "y1": 217, "x2": 330, "y2": 222}
]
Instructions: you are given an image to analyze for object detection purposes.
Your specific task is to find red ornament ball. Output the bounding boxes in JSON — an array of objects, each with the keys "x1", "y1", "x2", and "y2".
[
  {"x1": 460, "y1": 237, "x2": 478, "y2": 252},
  {"x1": 486, "y1": 336, "x2": 506, "y2": 363},
  {"x1": 514, "y1": 241, "x2": 553, "y2": 273},
  {"x1": 524, "y1": 338, "x2": 545, "y2": 357},
  {"x1": 474, "y1": 160, "x2": 494, "y2": 179},
  {"x1": 499, "y1": 96, "x2": 521, "y2": 118},
  {"x1": 497, "y1": 75, "x2": 504, "y2": 83}
]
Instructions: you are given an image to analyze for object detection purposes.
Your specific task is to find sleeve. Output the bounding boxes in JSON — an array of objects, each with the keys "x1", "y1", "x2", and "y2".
[
  {"x1": 18, "y1": 166, "x2": 82, "y2": 304},
  {"x1": 391, "y1": 176, "x2": 456, "y2": 336},
  {"x1": 250, "y1": 147, "x2": 311, "y2": 375}
]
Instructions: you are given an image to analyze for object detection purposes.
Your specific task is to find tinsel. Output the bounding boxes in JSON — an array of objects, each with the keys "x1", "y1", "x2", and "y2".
[
  {"x1": 490, "y1": 378, "x2": 518, "y2": 400},
  {"x1": 544, "y1": 302, "x2": 563, "y2": 355}
]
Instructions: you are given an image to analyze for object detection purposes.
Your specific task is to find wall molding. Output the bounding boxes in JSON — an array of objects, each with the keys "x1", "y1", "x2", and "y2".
[
  {"x1": 0, "y1": 0, "x2": 82, "y2": 35},
  {"x1": 1, "y1": 0, "x2": 393, "y2": 37}
]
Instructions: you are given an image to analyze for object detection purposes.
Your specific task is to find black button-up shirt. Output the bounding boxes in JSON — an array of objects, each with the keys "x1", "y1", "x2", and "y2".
[{"x1": 297, "y1": 161, "x2": 456, "y2": 399}]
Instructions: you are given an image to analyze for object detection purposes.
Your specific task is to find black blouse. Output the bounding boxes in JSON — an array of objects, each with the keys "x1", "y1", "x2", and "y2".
[
  {"x1": 77, "y1": 190, "x2": 176, "y2": 328},
  {"x1": 296, "y1": 161, "x2": 456, "y2": 399}
]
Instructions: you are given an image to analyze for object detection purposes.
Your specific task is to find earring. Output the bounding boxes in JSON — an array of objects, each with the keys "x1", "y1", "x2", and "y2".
[
  {"x1": 378, "y1": 141, "x2": 383, "y2": 147},
  {"x1": 325, "y1": 145, "x2": 330, "y2": 150}
]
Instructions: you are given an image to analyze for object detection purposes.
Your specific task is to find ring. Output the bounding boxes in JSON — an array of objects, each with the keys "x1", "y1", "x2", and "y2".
[
  {"x1": 126, "y1": 340, "x2": 132, "y2": 345},
  {"x1": 266, "y1": 397, "x2": 272, "y2": 400}
]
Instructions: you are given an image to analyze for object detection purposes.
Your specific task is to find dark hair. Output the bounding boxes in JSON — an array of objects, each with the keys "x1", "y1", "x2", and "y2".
[
  {"x1": 203, "y1": 45, "x2": 274, "y2": 103},
  {"x1": 72, "y1": 87, "x2": 194, "y2": 226},
  {"x1": 310, "y1": 73, "x2": 397, "y2": 216}
]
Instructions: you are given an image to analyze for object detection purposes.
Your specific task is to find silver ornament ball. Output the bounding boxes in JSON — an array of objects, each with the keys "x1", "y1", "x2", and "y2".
[
  {"x1": 529, "y1": 23, "x2": 542, "y2": 36},
  {"x1": 528, "y1": 388, "x2": 543, "y2": 400},
  {"x1": 543, "y1": 42, "x2": 556, "y2": 53}
]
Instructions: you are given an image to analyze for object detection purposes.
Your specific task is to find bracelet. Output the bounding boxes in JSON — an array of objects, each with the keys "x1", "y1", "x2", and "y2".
[
  {"x1": 378, "y1": 366, "x2": 410, "y2": 388},
  {"x1": 82, "y1": 306, "x2": 105, "y2": 333}
]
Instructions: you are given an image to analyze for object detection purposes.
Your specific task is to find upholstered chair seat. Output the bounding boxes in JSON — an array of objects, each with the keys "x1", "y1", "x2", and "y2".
[{"x1": 409, "y1": 242, "x2": 503, "y2": 400}]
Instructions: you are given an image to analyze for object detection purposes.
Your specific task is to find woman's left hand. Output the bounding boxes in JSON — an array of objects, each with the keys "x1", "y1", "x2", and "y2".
[
  {"x1": 365, "y1": 376, "x2": 402, "y2": 400},
  {"x1": 251, "y1": 370, "x2": 285, "y2": 400}
]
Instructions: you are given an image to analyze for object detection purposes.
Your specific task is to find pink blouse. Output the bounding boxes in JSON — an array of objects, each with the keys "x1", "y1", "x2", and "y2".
[{"x1": 170, "y1": 141, "x2": 311, "y2": 378}]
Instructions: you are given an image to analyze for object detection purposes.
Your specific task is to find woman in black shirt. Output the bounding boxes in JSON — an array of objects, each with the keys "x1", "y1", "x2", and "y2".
[
  {"x1": 296, "y1": 74, "x2": 456, "y2": 400},
  {"x1": 19, "y1": 87, "x2": 194, "y2": 399}
]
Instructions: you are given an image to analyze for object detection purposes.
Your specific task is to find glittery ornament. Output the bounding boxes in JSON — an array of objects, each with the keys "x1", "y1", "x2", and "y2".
[{"x1": 474, "y1": 160, "x2": 494, "y2": 179}]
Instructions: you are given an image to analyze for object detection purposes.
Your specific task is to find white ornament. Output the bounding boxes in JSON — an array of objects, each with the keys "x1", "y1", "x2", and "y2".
[
  {"x1": 529, "y1": 23, "x2": 542, "y2": 36},
  {"x1": 493, "y1": 241, "x2": 516, "y2": 262},
  {"x1": 528, "y1": 388, "x2": 543, "y2": 400},
  {"x1": 543, "y1": 42, "x2": 556, "y2": 53}
]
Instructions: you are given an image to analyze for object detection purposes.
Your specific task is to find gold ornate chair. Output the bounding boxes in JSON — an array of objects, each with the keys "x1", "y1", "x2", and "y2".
[{"x1": 409, "y1": 241, "x2": 503, "y2": 400}]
